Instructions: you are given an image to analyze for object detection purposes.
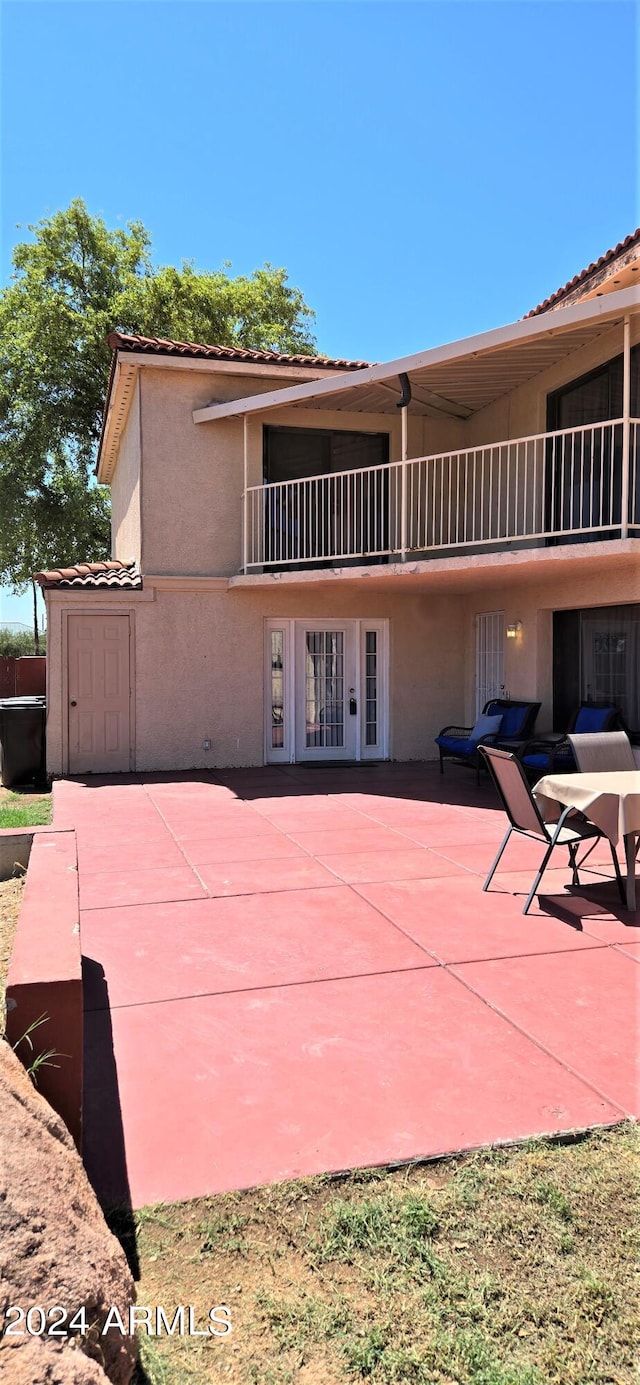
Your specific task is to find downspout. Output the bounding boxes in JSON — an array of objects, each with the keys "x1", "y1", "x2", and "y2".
[
  {"x1": 242, "y1": 415, "x2": 249, "y2": 573},
  {"x1": 397, "y1": 374, "x2": 411, "y2": 559}
]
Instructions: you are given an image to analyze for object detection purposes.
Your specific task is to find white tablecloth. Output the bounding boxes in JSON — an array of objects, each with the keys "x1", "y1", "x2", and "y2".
[{"x1": 534, "y1": 770, "x2": 640, "y2": 846}]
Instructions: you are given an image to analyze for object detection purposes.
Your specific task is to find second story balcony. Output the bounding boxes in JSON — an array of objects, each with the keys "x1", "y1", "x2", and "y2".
[{"x1": 243, "y1": 419, "x2": 640, "y2": 572}]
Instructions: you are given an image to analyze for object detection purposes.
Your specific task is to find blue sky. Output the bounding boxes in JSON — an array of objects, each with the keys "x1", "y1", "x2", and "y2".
[{"x1": 1, "y1": 0, "x2": 637, "y2": 623}]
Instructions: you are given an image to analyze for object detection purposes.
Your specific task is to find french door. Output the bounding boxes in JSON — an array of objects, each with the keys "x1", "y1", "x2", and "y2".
[
  {"x1": 265, "y1": 619, "x2": 388, "y2": 763},
  {"x1": 296, "y1": 626, "x2": 356, "y2": 760}
]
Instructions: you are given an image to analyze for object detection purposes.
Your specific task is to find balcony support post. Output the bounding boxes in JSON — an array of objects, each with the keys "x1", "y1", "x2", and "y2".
[
  {"x1": 400, "y1": 404, "x2": 408, "y2": 561},
  {"x1": 621, "y1": 315, "x2": 631, "y2": 539},
  {"x1": 242, "y1": 415, "x2": 249, "y2": 573}
]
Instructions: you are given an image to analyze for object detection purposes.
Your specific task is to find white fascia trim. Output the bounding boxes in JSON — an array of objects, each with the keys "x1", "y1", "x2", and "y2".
[
  {"x1": 192, "y1": 285, "x2": 640, "y2": 425},
  {"x1": 97, "y1": 358, "x2": 137, "y2": 483},
  {"x1": 117, "y1": 352, "x2": 338, "y2": 382}
]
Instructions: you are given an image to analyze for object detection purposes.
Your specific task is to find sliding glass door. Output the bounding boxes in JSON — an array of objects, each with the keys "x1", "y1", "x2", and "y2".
[
  {"x1": 553, "y1": 604, "x2": 640, "y2": 732},
  {"x1": 546, "y1": 347, "x2": 640, "y2": 541},
  {"x1": 263, "y1": 426, "x2": 390, "y2": 567}
]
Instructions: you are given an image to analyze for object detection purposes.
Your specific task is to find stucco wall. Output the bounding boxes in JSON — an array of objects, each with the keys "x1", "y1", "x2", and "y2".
[
  {"x1": 130, "y1": 583, "x2": 465, "y2": 770},
  {"x1": 138, "y1": 366, "x2": 403, "y2": 577},
  {"x1": 44, "y1": 549, "x2": 639, "y2": 775},
  {"x1": 108, "y1": 322, "x2": 640, "y2": 579},
  {"x1": 45, "y1": 595, "x2": 63, "y2": 773},
  {"x1": 43, "y1": 584, "x2": 465, "y2": 773},
  {"x1": 110, "y1": 378, "x2": 141, "y2": 563},
  {"x1": 460, "y1": 555, "x2": 640, "y2": 729}
]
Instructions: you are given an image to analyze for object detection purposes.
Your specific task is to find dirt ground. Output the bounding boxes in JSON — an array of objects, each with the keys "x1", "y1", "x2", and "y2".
[{"x1": 123, "y1": 1125, "x2": 640, "y2": 1385}]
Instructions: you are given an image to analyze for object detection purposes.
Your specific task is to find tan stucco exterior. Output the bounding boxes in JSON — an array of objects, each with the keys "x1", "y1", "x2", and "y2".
[
  {"x1": 126, "y1": 366, "x2": 404, "y2": 578},
  {"x1": 44, "y1": 581, "x2": 465, "y2": 772},
  {"x1": 459, "y1": 550, "x2": 640, "y2": 728},
  {"x1": 43, "y1": 543, "x2": 639, "y2": 775},
  {"x1": 43, "y1": 293, "x2": 640, "y2": 775}
]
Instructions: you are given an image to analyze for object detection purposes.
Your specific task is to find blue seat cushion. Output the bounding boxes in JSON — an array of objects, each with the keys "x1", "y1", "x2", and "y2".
[
  {"x1": 523, "y1": 748, "x2": 574, "y2": 771},
  {"x1": 436, "y1": 735, "x2": 478, "y2": 757},
  {"x1": 574, "y1": 706, "x2": 615, "y2": 732}
]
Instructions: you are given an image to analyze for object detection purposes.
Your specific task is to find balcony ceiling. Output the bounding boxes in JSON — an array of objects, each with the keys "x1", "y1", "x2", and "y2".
[
  {"x1": 287, "y1": 321, "x2": 624, "y2": 420},
  {"x1": 193, "y1": 286, "x2": 639, "y2": 427}
]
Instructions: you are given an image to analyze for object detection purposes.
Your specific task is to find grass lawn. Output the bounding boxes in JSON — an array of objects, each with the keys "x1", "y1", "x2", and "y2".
[
  {"x1": 121, "y1": 1125, "x2": 639, "y2": 1385},
  {"x1": 0, "y1": 786, "x2": 52, "y2": 828}
]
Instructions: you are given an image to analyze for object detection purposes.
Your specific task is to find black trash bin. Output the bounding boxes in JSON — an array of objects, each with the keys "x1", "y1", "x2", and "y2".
[{"x1": 0, "y1": 696, "x2": 47, "y2": 788}]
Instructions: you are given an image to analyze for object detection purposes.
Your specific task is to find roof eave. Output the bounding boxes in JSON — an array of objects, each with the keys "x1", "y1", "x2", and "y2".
[
  {"x1": 191, "y1": 283, "x2": 640, "y2": 426},
  {"x1": 96, "y1": 346, "x2": 364, "y2": 484}
]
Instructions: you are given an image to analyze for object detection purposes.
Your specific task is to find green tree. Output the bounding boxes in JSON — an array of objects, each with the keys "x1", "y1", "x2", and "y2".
[{"x1": 0, "y1": 199, "x2": 317, "y2": 644}]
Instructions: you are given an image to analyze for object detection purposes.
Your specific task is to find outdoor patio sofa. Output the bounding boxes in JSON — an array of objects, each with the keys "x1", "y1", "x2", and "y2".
[
  {"x1": 435, "y1": 699, "x2": 541, "y2": 784},
  {"x1": 518, "y1": 702, "x2": 621, "y2": 779}
]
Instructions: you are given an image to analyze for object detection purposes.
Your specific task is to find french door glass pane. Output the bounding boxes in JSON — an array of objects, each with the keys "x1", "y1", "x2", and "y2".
[
  {"x1": 305, "y1": 631, "x2": 344, "y2": 748},
  {"x1": 365, "y1": 631, "x2": 378, "y2": 746},
  {"x1": 271, "y1": 630, "x2": 284, "y2": 749}
]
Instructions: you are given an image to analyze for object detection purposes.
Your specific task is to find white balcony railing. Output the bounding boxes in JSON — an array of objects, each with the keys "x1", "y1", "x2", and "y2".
[{"x1": 244, "y1": 419, "x2": 640, "y2": 570}]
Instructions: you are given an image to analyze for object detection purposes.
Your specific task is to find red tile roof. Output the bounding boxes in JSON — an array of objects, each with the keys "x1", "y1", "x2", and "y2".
[
  {"x1": 106, "y1": 331, "x2": 371, "y2": 371},
  {"x1": 35, "y1": 560, "x2": 142, "y2": 590},
  {"x1": 525, "y1": 228, "x2": 640, "y2": 317}
]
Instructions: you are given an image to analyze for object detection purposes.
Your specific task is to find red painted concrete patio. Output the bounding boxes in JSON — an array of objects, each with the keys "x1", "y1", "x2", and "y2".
[{"x1": 53, "y1": 764, "x2": 639, "y2": 1210}]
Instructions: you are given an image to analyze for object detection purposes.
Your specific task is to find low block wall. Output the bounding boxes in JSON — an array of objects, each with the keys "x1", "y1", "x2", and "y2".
[
  {"x1": 0, "y1": 829, "x2": 33, "y2": 879},
  {"x1": 0, "y1": 824, "x2": 58, "y2": 880},
  {"x1": 5, "y1": 830, "x2": 82, "y2": 1149}
]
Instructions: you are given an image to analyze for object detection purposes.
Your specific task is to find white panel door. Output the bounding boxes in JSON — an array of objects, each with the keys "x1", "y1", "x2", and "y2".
[
  {"x1": 475, "y1": 611, "x2": 505, "y2": 716},
  {"x1": 68, "y1": 615, "x2": 131, "y2": 773}
]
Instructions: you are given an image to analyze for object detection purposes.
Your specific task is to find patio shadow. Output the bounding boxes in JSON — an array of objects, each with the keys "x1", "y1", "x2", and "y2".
[
  {"x1": 529, "y1": 878, "x2": 640, "y2": 928},
  {"x1": 82, "y1": 956, "x2": 140, "y2": 1280}
]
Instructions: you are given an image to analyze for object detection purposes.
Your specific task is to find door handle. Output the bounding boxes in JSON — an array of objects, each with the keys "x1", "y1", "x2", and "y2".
[
  {"x1": 70, "y1": 700, "x2": 77, "y2": 707},
  {"x1": 349, "y1": 688, "x2": 357, "y2": 716}
]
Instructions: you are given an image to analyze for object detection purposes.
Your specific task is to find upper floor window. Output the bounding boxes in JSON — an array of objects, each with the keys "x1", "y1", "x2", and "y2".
[
  {"x1": 264, "y1": 425, "x2": 389, "y2": 484},
  {"x1": 547, "y1": 346, "x2": 640, "y2": 429}
]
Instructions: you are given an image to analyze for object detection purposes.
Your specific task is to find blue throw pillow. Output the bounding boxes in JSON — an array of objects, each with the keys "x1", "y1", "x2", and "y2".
[{"x1": 470, "y1": 713, "x2": 503, "y2": 743}]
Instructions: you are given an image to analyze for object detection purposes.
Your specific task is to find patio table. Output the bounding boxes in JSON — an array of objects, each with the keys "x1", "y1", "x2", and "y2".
[{"x1": 534, "y1": 770, "x2": 640, "y2": 911}]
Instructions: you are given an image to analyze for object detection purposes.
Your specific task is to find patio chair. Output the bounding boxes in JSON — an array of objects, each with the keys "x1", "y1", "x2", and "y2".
[
  {"x1": 519, "y1": 703, "x2": 621, "y2": 779},
  {"x1": 569, "y1": 731, "x2": 639, "y2": 860},
  {"x1": 435, "y1": 699, "x2": 541, "y2": 785},
  {"x1": 479, "y1": 745, "x2": 625, "y2": 915},
  {"x1": 567, "y1": 730, "x2": 636, "y2": 773}
]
